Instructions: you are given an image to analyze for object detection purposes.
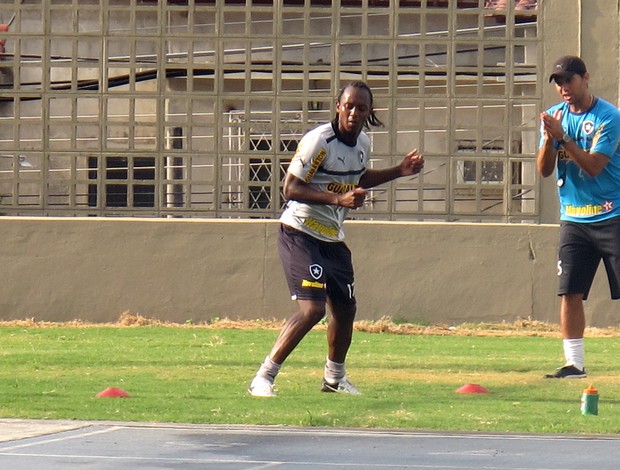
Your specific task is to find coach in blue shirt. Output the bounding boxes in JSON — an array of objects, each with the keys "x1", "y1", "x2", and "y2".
[{"x1": 538, "y1": 55, "x2": 620, "y2": 379}]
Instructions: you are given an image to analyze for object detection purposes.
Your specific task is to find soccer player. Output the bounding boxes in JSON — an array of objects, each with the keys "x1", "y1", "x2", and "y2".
[
  {"x1": 538, "y1": 56, "x2": 620, "y2": 378},
  {"x1": 248, "y1": 80, "x2": 424, "y2": 397}
]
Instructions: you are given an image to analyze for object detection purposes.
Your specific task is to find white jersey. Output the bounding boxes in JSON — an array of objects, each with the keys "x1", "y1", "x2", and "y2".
[{"x1": 280, "y1": 121, "x2": 371, "y2": 242}]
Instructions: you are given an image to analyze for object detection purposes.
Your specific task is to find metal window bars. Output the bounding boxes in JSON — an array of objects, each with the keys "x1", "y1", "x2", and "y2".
[{"x1": 0, "y1": 0, "x2": 540, "y2": 222}]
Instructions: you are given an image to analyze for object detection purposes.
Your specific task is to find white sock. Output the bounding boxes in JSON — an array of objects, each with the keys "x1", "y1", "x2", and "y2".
[
  {"x1": 257, "y1": 355, "x2": 281, "y2": 382},
  {"x1": 563, "y1": 338, "x2": 585, "y2": 371},
  {"x1": 324, "y1": 358, "x2": 345, "y2": 383}
]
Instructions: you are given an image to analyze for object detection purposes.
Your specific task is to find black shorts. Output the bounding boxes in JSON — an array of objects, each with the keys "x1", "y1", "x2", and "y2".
[
  {"x1": 278, "y1": 224, "x2": 356, "y2": 305},
  {"x1": 558, "y1": 218, "x2": 620, "y2": 300}
]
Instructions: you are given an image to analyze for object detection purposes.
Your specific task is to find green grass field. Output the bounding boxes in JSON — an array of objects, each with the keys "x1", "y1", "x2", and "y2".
[{"x1": 1, "y1": 322, "x2": 620, "y2": 435}]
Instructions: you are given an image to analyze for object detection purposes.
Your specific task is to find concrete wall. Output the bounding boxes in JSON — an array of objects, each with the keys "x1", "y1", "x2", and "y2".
[{"x1": 0, "y1": 217, "x2": 618, "y2": 327}]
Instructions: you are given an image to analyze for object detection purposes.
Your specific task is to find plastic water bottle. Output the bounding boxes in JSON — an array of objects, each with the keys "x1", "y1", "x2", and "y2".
[{"x1": 581, "y1": 384, "x2": 599, "y2": 416}]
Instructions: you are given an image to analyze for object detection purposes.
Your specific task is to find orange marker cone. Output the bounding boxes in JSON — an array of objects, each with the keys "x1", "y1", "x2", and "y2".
[
  {"x1": 96, "y1": 387, "x2": 131, "y2": 398},
  {"x1": 456, "y1": 383, "x2": 490, "y2": 394}
]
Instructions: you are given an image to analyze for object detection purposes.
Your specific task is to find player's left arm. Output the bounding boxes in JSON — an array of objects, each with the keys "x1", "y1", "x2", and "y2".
[
  {"x1": 359, "y1": 148, "x2": 424, "y2": 189},
  {"x1": 560, "y1": 143, "x2": 609, "y2": 177}
]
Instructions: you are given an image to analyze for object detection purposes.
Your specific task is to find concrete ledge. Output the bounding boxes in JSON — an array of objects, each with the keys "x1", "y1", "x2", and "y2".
[{"x1": 0, "y1": 217, "x2": 618, "y2": 326}]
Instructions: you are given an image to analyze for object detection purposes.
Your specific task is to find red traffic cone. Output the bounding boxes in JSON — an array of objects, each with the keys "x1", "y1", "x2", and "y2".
[
  {"x1": 96, "y1": 387, "x2": 131, "y2": 398},
  {"x1": 456, "y1": 383, "x2": 490, "y2": 394}
]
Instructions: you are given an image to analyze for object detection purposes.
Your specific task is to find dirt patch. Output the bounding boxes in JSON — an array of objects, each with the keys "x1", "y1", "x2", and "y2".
[
  {"x1": 2, "y1": 311, "x2": 620, "y2": 337},
  {"x1": 355, "y1": 317, "x2": 620, "y2": 337}
]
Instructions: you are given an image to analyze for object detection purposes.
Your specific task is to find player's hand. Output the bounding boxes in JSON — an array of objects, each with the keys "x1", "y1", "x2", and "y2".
[
  {"x1": 337, "y1": 187, "x2": 367, "y2": 208},
  {"x1": 540, "y1": 109, "x2": 563, "y2": 141},
  {"x1": 400, "y1": 149, "x2": 425, "y2": 177}
]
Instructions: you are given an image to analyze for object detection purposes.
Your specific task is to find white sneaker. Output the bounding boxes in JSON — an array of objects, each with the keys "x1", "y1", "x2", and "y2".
[
  {"x1": 321, "y1": 377, "x2": 361, "y2": 395},
  {"x1": 248, "y1": 376, "x2": 276, "y2": 397}
]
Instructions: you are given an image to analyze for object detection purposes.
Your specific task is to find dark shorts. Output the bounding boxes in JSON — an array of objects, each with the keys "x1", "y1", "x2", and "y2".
[
  {"x1": 278, "y1": 224, "x2": 356, "y2": 305},
  {"x1": 558, "y1": 218, "x2": 620, "y2": 300}
]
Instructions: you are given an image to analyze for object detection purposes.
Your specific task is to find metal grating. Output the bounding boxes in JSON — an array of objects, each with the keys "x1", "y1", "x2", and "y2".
[{"x1": 0, "y1": 0, "x2": 541, "y2": 222}]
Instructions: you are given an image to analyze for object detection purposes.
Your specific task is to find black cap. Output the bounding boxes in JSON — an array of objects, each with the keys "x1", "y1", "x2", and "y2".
[{"x1": 548, "y1": 56, "x2": 587, "y2": 83}]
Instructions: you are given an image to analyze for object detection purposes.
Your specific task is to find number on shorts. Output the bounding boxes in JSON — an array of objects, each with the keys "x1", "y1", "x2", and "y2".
[{"x1": 347, "y1": 282, "x2": 355, "y2": 299}]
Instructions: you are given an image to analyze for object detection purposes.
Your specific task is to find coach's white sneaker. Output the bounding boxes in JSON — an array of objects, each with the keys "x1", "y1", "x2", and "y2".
[{"x1": 248, "y1": 376, "x2": 277, "y2": 397}]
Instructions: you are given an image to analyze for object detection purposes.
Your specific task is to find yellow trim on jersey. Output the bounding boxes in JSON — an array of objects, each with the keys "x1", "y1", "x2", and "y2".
[
  {"x1": 302, "y1": 217, "x2": 340, "y2": 238},
  {"x1": 327, "y1": 182, "x2": 357, "y2": 194},
  {"x1": 304, "y1": 149, "x2": 326, "y2": 182},
  {"x1": 564, "y1": 204, "x2": 604, "y2": 217}
]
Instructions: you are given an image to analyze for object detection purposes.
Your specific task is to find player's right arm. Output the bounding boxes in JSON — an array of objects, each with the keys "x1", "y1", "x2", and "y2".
[
  {"x1": 283, "y1": 173, "x2": 366, "y2": 208},
  {"x1": 537, "y1": 136, "x2": 557, "y2": 178}
]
